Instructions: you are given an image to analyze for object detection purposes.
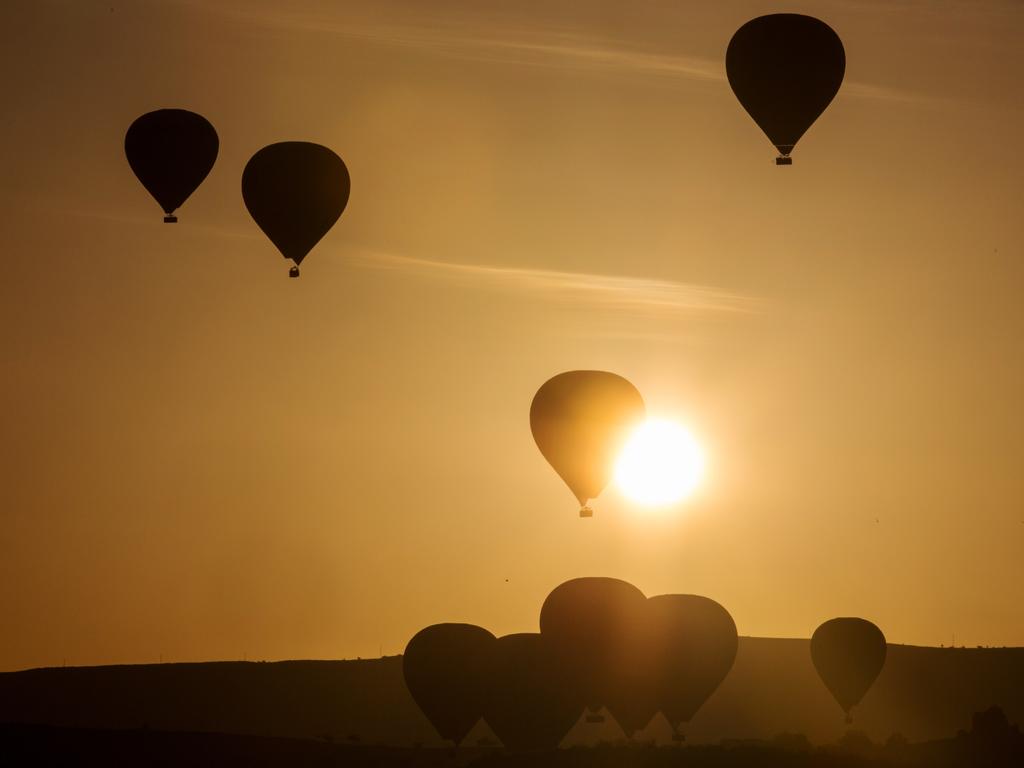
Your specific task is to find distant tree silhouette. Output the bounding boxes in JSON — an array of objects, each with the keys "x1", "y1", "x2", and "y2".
[
  {"x1": 972, "y1": 705, "x2": 1013, "y2": 741},
  {"x1": 771, "y1": 732, "x2": 811, "y2": 753},
  {"x1": 884, "y1": 732, "x2": 907, "y2": 748},
  {"x1": 955, "y1": 705, "x2": 1024, "y2": 764},
  {"x1": 835, "y1": 729, "x2": 874, "y2": 758}
]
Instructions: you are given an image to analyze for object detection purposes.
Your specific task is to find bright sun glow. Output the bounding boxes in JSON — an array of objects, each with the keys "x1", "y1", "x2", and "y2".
[{"x1": 613, "y1": 419, "x2": 705, "y2": 506}]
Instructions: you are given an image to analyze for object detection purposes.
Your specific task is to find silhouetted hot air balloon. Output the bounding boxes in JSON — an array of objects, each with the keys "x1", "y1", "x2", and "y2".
[
  {"x1": 539, "y1": 577, "x2": 647, "y2": 730},
  {"x1": 481, "y1": 633, "x2": 583, "y2": 752},
  {"x1": 242, "y1": 142, "x2": 350, "y2": 277},
  {"x1": 530, "y1": 371, "x2": 645, "y2": 517},
  {"x1": 810, "y1": 617, "x2": 886, "y2": 723},
  {"x1": 402, "y1": 623, "x2": 495, "y2": 747},
  {"x1": 125, "y1": 109, "x2": 218, "y2": 222},
  {"x1": 646, "y1": 594, "x2": 738, "y2": 741},
  {"x1": 726, "y1": 14, "x2": 845, "y2": 164},
  {"x1": 602, "y1": 616, "x2": 660, "y2": 738}
]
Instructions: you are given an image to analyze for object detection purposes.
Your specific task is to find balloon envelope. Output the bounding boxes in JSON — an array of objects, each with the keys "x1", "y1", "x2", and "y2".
[
  {"x1": 530, "y1": 371, "x2": 645, "y2": 511},
  {"x1": 124, "y1": 109, "x2": 218, "y2": 221},
  {"x1": 242, "y1": 142, "x2": 350, "y2": 267},
  {"x1": 402, "y1": 623, "x2": 495, "y2": 746},
  {"x1": 602, "y1": 614, "x2": 660, "y2": 737},
  {"x1": 539, "y1": 577, "x2": 647, "y2": 718},
  {"x1": 810, "y1": 617, "x2": 886, "y2": 717},
  {"x1": 646, "y1": 594, "x2": 738, "y2": 731},
  {"x1": 726, "y1": 14, "x2": 845, "y2": 160},
  {"x1": 481, "y1": 633, "x2": 583, "y2": 752}
]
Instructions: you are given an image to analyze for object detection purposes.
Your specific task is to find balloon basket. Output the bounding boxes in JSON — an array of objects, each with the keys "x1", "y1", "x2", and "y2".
[
  {"x1": 163, "y1": 214, "x2": 178, "y2": 223},
  {"x1": 672, "y1": 731, "x2": 686, "y2": 743},
  {"x1": 579, "y1": 505, "x2": 593, "y2": 518},
  {"x1": 775, "y1": 156, "x2": 792, "y2": 166},
  {"x1": 289, "y1": 266, "x2": 300, "y2": 278},
  {"x1": 845, "y1": 713, "x2": 853, "y2": 725}
]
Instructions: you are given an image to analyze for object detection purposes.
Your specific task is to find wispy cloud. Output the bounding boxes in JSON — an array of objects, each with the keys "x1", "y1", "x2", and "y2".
[
  {"x1": 172, "y1": 1, "x2": 722, "y2": 83},
  {"x1": 350, "y1": 250, "x2": 760, "y2": 318},
  {"x1": 174, "y1": 1, "x2": 923, "y2": 103},
  {"x1": 842, "y1": 81, "x2": 931, "y2": 104},
  {"x1": 480, "y1": 35, "x2": 722, "y2": 82}
]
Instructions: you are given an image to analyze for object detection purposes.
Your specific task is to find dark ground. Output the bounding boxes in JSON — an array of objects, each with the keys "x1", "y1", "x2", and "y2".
[{"x1": 1, "y1": 711, "x2": 1022, "y2": 768}]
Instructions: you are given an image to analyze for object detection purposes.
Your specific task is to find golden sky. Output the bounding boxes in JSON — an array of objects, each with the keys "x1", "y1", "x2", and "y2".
[{"x1": 2, "y1": 0, "x2": 1023, "y2": 671}]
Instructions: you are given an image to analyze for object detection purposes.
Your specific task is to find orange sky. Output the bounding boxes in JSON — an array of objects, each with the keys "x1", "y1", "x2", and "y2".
[{"x1": 2, "y1": 0, "x2": 1023, "y2": 671}]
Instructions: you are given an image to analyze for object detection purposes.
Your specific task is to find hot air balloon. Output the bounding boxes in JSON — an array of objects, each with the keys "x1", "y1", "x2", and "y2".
[
  {"x1": 124, "y1": 109, "x2": 218, "y2": 222},
  {"x1": 539, "y1": 577, "x2": 648, "y2": 730},
  {"x1": 241, "y1": 142, "x2": 350, "y2": 277},
  {"x1": 481, "y1": 633, "x2": 583, "y2": 752},
  {"x1": 402, "y1": 623, "x2": 495, "y2": 747},
  {"x1": 646, "y1": 594, "x2": 738, "y2": 741},
  {"x1": 602, "y1": 613, "x2": 660, "y2": 738},
  {"x1": 726, "y1": 14, "x2": 845, "y2": 165},
  {"x1": 810, "y1": 617, "x2": 886, "y2": 723},
  {"x1": 530, "y1": 371, "x2": 645, "y2": 516}
]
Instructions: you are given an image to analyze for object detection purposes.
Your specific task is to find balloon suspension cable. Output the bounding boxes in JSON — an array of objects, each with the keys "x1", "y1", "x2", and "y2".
[
  {"x1": 579, "y1": 504, "x2": 593, "y2": 518},
  {"x1": 163, "y1": 214, "x2": 178, "y2": 223},
  {"x1": 289, "y1": 265, "x2": 300, "y2": 278}
]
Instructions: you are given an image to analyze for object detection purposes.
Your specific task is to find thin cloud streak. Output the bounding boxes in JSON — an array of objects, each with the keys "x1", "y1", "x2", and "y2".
[
  {"x1": 173, "y1": 1, "x2": 912, "y2": 100},
  {"x1": 483, "y1": 35, "x2": 721, "y2": 81},
  {"x1": 351, "y1": 250, "x2": 761, "y2": 317},
  {"x1": 173, "y1": 2, "x2": 721, "y2": 83},
  {"x1": 842, "y1": 81, "x2": 933, "y2": 104}
]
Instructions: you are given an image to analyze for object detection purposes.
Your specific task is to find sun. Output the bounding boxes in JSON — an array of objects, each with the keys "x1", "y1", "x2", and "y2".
[{"x1": 613, "y1": 419, "x2": 705, "y2": 506}]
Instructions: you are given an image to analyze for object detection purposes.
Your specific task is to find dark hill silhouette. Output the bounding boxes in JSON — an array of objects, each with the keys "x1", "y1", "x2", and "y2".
[
  {"x1": 1, "y1": 639, "x2": 1021, "y2": 746},
  {"x1": 0, "y1": 657, "x2": 436, "y2": 746}
]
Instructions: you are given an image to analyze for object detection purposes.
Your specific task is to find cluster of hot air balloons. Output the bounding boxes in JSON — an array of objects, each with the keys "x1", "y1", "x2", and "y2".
[
  {"x1": 403, "y1": 578, "x2": 736, "y2": 750},
  {"x1": 123, "y1": 14, "x2": 845, "y2": 276},
  {"x1": 404, "y1": 578, "x2": 888, "y2": 751},
  {"x1": 124, "y1": 109, "x2": 350, "y2": 277}
]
